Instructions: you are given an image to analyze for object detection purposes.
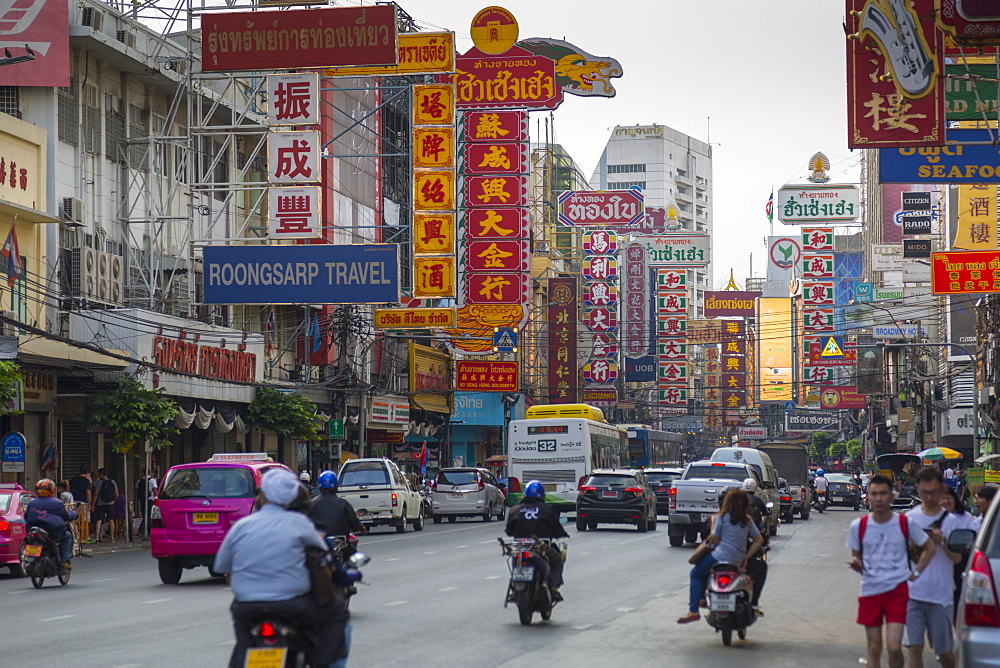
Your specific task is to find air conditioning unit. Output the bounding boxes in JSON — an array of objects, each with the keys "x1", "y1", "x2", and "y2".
[
  {"x1": 0, "y1": 310, "x2": 18, "y2": 337},
  {"x1": 108, "y1": 254, "x2": 123, "y2": 304},
  {"x1": 70, "y1": 247, "x2": 99, "y2": 300},
  {"x1": 61, "y1": 197, "x2": 84, "y2": 225},
  {"x1": 116, "y1": 30, "x2": 136, "y2": 49},
  {"x1": 81, "y1": 7, "x2": 103, "y2": 31},
  {"x1": 95, "y1": 250, "x2": 111, "y2": 303}
]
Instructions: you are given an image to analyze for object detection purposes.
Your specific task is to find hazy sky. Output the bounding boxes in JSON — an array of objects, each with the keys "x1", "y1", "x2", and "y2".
[{"x1": 395, "y1": 0, "x2": 862, "y2": 286}]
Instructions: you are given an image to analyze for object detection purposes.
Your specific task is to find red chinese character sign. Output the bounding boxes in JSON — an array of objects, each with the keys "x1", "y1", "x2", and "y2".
[
  {"x1": 464, "y1": 143, "x2": 529, "y2": 175},
  {"x1": 456, "y1": 361, "x2": 518, "y2": 392},
  {"x1": 936, "y1": 0, "x2": 1000, "y2": 46},
  {"x1": 465, "y1": 273, "x2": 526, "y2": 305},
  {"x1": 464, "y1": 176, "x2": 528, "y2": 208},
  {"x1": 267, "y1": 131, "x2": 320, "y2": 184},
  {"x1": 442, "y1": 47, "x2": 562, "y2": 110},
  {"x1": 267, "y1": 73, "x2": 319, "y2": 125},
  {"x1": 464, "y1": 112, "x2": 529, "y2": 143},
  {"x1": 846, "y1": 0, "x2": 944, "y2": 147},
  {"x1": 464, "y1": 208, "x2": 527, "y2": 240},
  {"x1": 583, "y1": 360, "x2": 618, "y2": 385},
  {"x1": 547, "y1": 278, "x2": 578, "y2": 403},
  {"x1": 268, "y1": 186, "x2": 321, "y2": 239},
  {"x1": 466, "y1": 240, "x2": 529, "y2": 272}
]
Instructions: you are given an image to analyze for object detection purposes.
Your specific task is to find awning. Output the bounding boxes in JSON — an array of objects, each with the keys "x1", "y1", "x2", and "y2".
[
  {"x1": 485, "y1": 455, "x2": 506, "y2": 465},
  {"x1": 975, "y1": 453, "x2": 1000, "y2": 464}
]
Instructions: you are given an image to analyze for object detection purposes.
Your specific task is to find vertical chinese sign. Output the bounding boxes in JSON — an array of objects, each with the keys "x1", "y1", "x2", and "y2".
[
  {"x1": 846, "y1": 0, "x2": 944, "y2": 147},
  {"x1": 656, "y1": 269, "x2": 688, "y2": 414},
  {"x1": 954, "y1": 185, "x2": 997, "y2": 251},
  {"x1": 266, "y1": 72, "x2": 322, "y2": 240},
  {"x1": 581, "y1": 231, "x2": 619, "y2": 409},
  {"x1": 412, "y1": 84, "x2": 457, "y2": 299},
  {"x1": 547, "y1": 277, "x2": 578, "y2": 403},
  {"x1": 801, "y1": 227, "x2": 836, "y2": 387},
  {"x1": 624, "y1": 243, "x2": 655, "y2": 382},
  {"x1": 719, "y1": 320, "x2": 748, "y2": 426}
]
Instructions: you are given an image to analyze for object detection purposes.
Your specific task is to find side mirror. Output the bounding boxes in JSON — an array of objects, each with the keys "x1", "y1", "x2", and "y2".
[
  {"x1": 762, "y1": 481, "x2": 776, "y2": 490},
  {"x1": 947, "y1": 529, "x2": 976, "y2": 557},
  {"x1": 348, "y1": 552, "x2": 371, "y2": 568}
]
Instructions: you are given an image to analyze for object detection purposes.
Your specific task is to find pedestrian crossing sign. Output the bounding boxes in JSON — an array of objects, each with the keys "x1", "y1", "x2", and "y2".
[
  {"x1": 492, "y1": 327, "x2": 518, "y2": 352},
  {"x1": 820, "y1": 336, "x2": 845, "y2": 358}
]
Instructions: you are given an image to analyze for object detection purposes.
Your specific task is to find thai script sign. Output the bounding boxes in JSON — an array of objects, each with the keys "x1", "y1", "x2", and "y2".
[
  {"x1": 846, "y1": 0, "x2": 943, "y2": 147},
  {"x1": 201, "y1": 5, "x2": 398, "y2": 72},
  {"x1": 936, "y1": 0, "x2": 1000, "y2": 46},
  {"x1": 152, "y1": 335, "x2": 256, "y2": 383},
  {"x1": 324, "y1": 31, "x2": 454, "y2": 77},
  {"x1": 202, "y1": 244, "x2": 399, "y2": 304},
  {"x1": 871, "y1": 244, "x2": 905, "y2": 271},
  {"x1": 880, "y1": 132, "x2": 1000, "y2": 183},
  {"x1": 703, "y1": 291, "x2": 760, "y2": 318},
  {"x1": 776, "y1": 184, "x2": 859, "y2": 224},
  {"x1": 439, "y1": 46, "x2": 562, "y2": 110},
  {"x1": 931, "y1": 250, "x2": 1000, "y2": 294},
  {"x1": 785, "y1": 411, "x2": 840, "y2": 432},
  {"x1": 557, "y1": 188, "x2": 644, "y2": 228},
  {"x1": 819, "y1": 386, "x2": 866, "y2": 409},
  {"x1": 638, "y1": 234, "x2": 711, "y2": 266},
  {"x1": 374, "y1": 308, "x2": 454, "y2": 329},
  {"x1": 456, "y1": 361, "x2": 518, "y2": 392}
]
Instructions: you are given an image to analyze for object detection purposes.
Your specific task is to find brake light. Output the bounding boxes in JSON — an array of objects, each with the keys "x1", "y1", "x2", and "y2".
[
  {"x1": 521, "y1": 551, "x2": 533, "y2": 560},
  {"x1": 623, "y1": 487, "x2": 643, "y2": 497},
  {"x1": 259, "y1": 622, "x2": 277, "y2": 638},
  {"x1": 715, "y1": 573, "x2": 732, "y2": 588},
  {"x1": 478, "y1": 477, "x2": 485, "y2": 491},
  {"x1": 669, "y1": 486, "x2": 677, "y2": 510},
  {"x1": 0, "y1": 519, "x2": 8, "y2": 532},
  {"x1": 965, "y1": 550, "x2": 1000, "y2": 627},
  {"x1": 391, "y1": 493, "x2": 398, "y2": 507},
  {"x1": 711, "y1": 463, "x2": 726, "y2": 466},
  {"x1": 579, "y1": 486, "x2": 597, "y2": 492},
  {"x1": 780, "y1": 496, "x2": 791, "y2": 502}
]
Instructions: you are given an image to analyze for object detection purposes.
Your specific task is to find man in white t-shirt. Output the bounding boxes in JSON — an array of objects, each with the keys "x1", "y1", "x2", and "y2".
[
  {"x1": 847, "y1": 475, "x2": 935, "y2": 668},
  {"x1": 942, "y1": 465, "x2": 954, "y2": 480},
  {"x1": 905, "y1": 469, "x2": 962, "y2": 667}
]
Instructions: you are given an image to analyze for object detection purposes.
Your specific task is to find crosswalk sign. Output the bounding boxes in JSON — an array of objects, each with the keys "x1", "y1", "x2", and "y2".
[
  {"x1": 492, "y1": 327, "x2": 518, "y2": 352},
  {"x1": 820, "y1": 336, "x2": 845, "y2": 358}
]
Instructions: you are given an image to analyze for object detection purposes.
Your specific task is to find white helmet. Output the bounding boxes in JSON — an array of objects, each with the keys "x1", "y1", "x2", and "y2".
[
  {"x1": 741, "y1": 478, "x2": 758, "y2": 493},
  {"x1": 300, "y1": 472, "x2": 311, "y2": 483}
]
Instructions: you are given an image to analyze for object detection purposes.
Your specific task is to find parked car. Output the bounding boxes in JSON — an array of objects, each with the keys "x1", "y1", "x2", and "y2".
[
  {"x1": 151, "y1": 453, "x2": 292, "y2": 584},
  {"x1": 777, "y1": 477, "x2": 794, "y2": 523},
  {"x1": 0, "y1": 483, "x2": 35, "y2": 576},
  {"x1": 948, "y1": 489, "x2": 1000, "y2": 666},
  {"x1": 337, "y1": 458, "x2": 424, "y2": 533},
  {"x1": 825, "y1": 473, "x2": 862, "y2": 511},
  {"x1": 430, "y1": 467, "x2": 506, "y2": 523},
  {"x1": 643, "y1": 467, "x2": 683, "y2": 516},
  {"x1": 576, "y1": 469, "x2": 657, "y2": 532}
]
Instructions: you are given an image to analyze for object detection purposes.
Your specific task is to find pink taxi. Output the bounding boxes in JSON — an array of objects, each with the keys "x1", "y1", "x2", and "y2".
[
  {"x1": 0, "y1": 483, "x2": 34, "y2": 576},
  {"x1": 150, "y1": 453, "x2": 292, "y2": 584}
]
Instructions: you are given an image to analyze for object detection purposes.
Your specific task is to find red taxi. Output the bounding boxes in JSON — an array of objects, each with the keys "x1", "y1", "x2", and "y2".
[
  {"x1": 0, "y1": 483, "x2": 35, "y2": 576},
  {"x1": 150, "y1": 453, "x2": 292, "y2": 584}
]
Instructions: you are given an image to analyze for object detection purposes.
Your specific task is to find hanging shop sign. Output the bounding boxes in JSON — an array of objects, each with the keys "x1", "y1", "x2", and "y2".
[
  {"x1": 0, "y1": 0, "x2": 69, "y2": 87},
  {"x1": 931, "y1": 250, "x2": 1000, "y2": 294},
  {"x1": 953, "y1": 184, "x2": 998, "y2": 251},
  {"x1": 464, "y1": 142, "x2": 529, "y2": 175},
  {"x1": 639, "y1": 234, "x2": 711, "y2": 267},
  {"x1": 267, "y1": 72, "x2": 320, "y2": 125},
  {"x1": 546, "y1": 277, "x2": 578, "y2": 404},
  {"x1": 463, "y1": 175, "x2": 528, "y2": 208},
  {"x1": 268, "y1": 186, "x2": 321, "y2": 239},
  {"x1": 456, "y1": 360, "x2": 518, "y2": 392},
  {"x1": 267, "y1": 131, "x2": 320, "y2": 184},
  {"x1": 202, "y1": 244, "x2": 399, "y2": 304},
  {"x1": 819, "y1": 386, "x2": 866, "y2": 409},
  {"x1": 374, "y1": 308, "x2": 454, "y2": 329},
  {"x1": 785, "y1": 411, "x2": 840, "y2": 432},
  {"x1": 441, "y1": 47, "x2": 562, "y2": 110},
  {"x1": 936, "y1": 1, "x2": 1000, "y2": 46},
  {"x1": 516, "y1": 38, "x2": 623, "y2": 98},
  {"x1": 903, "y1": 238, "x2": 932, "y2": 258},
  {"x1": 557, "y1": 189, "x2": 644, "y2": 228},
  {"x1": 880, "y1": 131, "x2": 1000, "y2": 183},
  {"x1": 871, "y1": 244, "x2": 905, "y2": 272},
  {"x1": 201, "y1": 5, "x2": 398, "y2": 72},
  {"x1": 412, "y1": 127, "x2": 456, "y2": 169},
  {"x1": 463, "y1": 111, "x2": 529, "y2": 144},
  {"x1": 413, "y1": 213, "x2": 455, "y2": 254},
  {"x1": 464, "y1": 208, "x2": 528, "y2": 240},
  {"x1": 324, "y1": 31, "x2": 455, "y2": 77},
  {"x1": 151, "y1": 335, "x2": 257, "y2": 383},
  {"x1": 776, "y1": 184, "x2": 860, "y2": 224}
]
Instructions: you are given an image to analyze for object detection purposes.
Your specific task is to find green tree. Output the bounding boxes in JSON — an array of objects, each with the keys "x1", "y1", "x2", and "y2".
[
  {"x1": 246, "y1": 386, "x2": 322, "y2": 457},
  {"x1": 0, "y1": 361, "x2": 23, "y2": 416},
  {"x1": 87, "y1": 375, "x2": 180, "y2": 453},
  {"x1": 809, "y1": 431, "x2": 833, "y2": 459},
  {"x1": 830, "y1": 441, "x2": 848, "y2": 460},
  {"x1": 846, "y1": 439, "x2": 863, "y2": 462}
]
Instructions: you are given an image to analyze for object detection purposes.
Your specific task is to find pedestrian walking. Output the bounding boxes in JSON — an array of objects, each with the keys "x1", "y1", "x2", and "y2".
[
  {"x1": 955, "y1": 469, "x2": 969, "y2": 506},
  {"x1": 942, "y1": 465, "x2": 954, "y2": 480},
  {"x1": 91, "y1": 468, "x2": 118, "y2": 543},
  {"x1": 847, "y1": 475, "x2": 935, "y2": 668},
  {"x1": 940, "y1": 485, "x2": 974, "y2": 615},
  {"x1": 68, "y1": 465, "x2": 93, "y2": 541},
  {"x1": 904, "y1": 468, "x2": 963, "y2": 668},
  {"x1": 972, "y1": 484, "x2": 998, "y2": 530},
  {"x1": 135, "y1": 469, "x2": 158, "y2": 538},
  {"x1": 113, "y1": 490, "x2": 127, "y2": 542}
]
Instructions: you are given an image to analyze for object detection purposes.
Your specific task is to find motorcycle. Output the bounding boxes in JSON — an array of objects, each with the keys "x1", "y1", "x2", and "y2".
[
  {"x1": 21, "y1": 527, "x2": 70, "y2": 588},
  {"x1": 244, "y1": 548, "x2": 369, "y2": 668},
  {"x1": 705, "y1": 561, "x2": 757, "y2": 646},
  {"x1": 323, "y1": 534, "x2": 368, "y2": 609},
  {"x1": 812, "y1": 490, "x2": 827, "y2": 513},
  {"x1": 498, "y1": 537, "x2": 567, "y2": 626}
]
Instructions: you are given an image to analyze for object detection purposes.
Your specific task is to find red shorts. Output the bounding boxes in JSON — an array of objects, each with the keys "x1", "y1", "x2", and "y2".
[{"x1": 857, "y1": 581, "x2": 909, "y2": 627}]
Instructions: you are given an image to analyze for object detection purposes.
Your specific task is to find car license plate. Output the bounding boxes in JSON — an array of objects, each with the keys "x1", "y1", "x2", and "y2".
[
  {"x1": 602, "y1": 491, "x2": 617, "y2": 498},
  {"x1": 710, "y1": 593, "x2": 736, "y2": 612},
  {"x1": 832, "y1": 496, "x2": 843, "y2": 501},
  {"x1": 658, "y1": 487, "x2": 668, "y2": 492},
  {"x1": 244, "y1": 647, "x2": 287, "y2": 668},
  {"x1": 23, "y1": 544, "x2": 42, "y2": 557},
  {"x1": 192, "y1": 512, "x2": 218, "y2": 524},
  {"x1": 511, "y1": 566, "x2": 534, "y2": 582},
  {"x1": 448, "y1": 493, "x2": 464, "y2": 499}
]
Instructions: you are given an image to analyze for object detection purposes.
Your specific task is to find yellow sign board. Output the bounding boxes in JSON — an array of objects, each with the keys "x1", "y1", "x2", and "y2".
[
  {"x1": 470, "y1": 6, "x2": 518, "y2": 55},
  {"x1": 954, "y1": 184, "x2": 997, "y2": 250},
  {"x1": 821, "y1": 336, "x2": 845, "y2": 357},
  {"x1": 413, "y1": 84, "x2": 455, "y2": 126},
  {"x1": 412, "y1": 127, "x2": 455, "y2": 169},
  {"x1": 324, "y1": 32, "x2": 455, "y2": 77},
  {"x1": 375, "y1": 308, "x2": 455, "y2": 329},
  {"x1": 413, "y1": 171, "x2": 455, "y2": 210},
  {"x1": 414, "y1": 213, "x2": 454, "y2": 254},
  {"x1": 414, "y1": 256, "x2": 455, "y2": 297}
]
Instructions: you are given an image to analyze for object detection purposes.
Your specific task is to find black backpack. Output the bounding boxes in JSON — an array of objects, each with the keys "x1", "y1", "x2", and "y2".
[{"x1": 99, "y1": 478, "x2": 117, "y2": 503}]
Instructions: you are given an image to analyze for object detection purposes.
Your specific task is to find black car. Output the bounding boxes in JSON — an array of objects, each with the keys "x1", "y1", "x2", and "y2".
[
  {"x1": 576, "y1": 469, "x2": 658, "y2": 532},
  {"x1": 643, "y1": 467, "x2": 683, "y2": 516},
  {"x1": 777, "y1": 477, "x2": 794, "y2": 522},
  {"x1": 825, "y1": 474, "x2": 862, "y2": 511}
]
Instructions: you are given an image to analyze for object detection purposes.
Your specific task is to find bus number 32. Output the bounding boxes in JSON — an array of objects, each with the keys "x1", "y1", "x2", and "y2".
[{"x1": 538, "y1": 440, "x2": 557, "y2": 452}]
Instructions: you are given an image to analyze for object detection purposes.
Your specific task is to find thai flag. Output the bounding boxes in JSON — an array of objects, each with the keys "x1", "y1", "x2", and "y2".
[
  {"x1": 40, "y1": 443, "x2": 57, "y2": 471},
  {"x1": 419, "y1": 441, "x2": 428, "y2": 477},
  {"x1": 765, "y1": 191, "x2": 774, "y2": 224},
  {"x1": 2, "y1": 224, "x2": 22, "y2": 287}
]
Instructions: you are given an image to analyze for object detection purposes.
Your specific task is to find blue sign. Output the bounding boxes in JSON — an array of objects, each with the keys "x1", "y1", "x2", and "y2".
[
  {"x1": 784, "y1": 401, "x2": 796, "y2": 413},
  {"x1": 452, "y1": 392, "x2": 504, "y2": 426},
  {"x1": 492, "y1": 328, "x2": 518, "y2": 352},
  {"x1": 202, "y1": 244, "x2": 399, "y2": 304},
  {"x1": 854, "y1": 282, "x2": 874, "y2": 303},
  {"x1": 625, "y1": 355, "x2": 656, "y2": 382},
  {"x1": 880, "y1": 130, "x2": 1000, "y2": 184},
  {"x1": 1, "y1": 432, "x2": 25, "y2": 461}
]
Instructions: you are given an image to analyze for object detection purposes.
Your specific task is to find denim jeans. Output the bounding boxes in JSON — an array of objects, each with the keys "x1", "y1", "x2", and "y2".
[
  {"x1": 688, "y1": 552, "x2": 718, "y2": 613},
  {"x1": 58, "y1": 531, "x2": 74, "y2": 562},
  {"x1": 329, "y1": 623, "x2": 351, "y2": 668}
]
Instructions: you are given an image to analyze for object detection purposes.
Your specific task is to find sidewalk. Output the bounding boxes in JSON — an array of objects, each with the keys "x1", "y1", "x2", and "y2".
[{"x1": 78, "y1": 538, "x2": 150, "y2": 556}]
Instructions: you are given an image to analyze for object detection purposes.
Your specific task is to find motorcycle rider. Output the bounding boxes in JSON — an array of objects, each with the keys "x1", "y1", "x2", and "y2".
[
  {"x1": 24, "y1": 478, "x2": 78, "y2": 572},
  {"x1": 299, "y1": 471, "x2": 317, "y2": 498},
  {"x1": 309, "y1": 470, "x2": 365, "y2": 551},
  {"x1": 741, "y1": 479, "x2": 769, "y2": 615},
  {"x1": 505, "y1": 480, "x2": 569, "y2": 600},
  {"x1": 814, "y1": 469, "x2": 830, "y2": 508},
  {"x1": 214, "y1": 468, "x2": 349, "y2": 668}
]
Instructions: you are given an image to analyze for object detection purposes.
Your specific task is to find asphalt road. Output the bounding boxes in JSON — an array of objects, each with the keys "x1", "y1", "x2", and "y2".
[{"x1": 0, "y1": 507, "x2": 939, "y2": 667}]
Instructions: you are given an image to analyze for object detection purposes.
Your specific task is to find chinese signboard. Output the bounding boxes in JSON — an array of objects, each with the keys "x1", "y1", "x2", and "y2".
[
  {"x1": 953, "y1": 184, "x2": 997, "y2": 250},
  {"x1": 374, "y1": 308, "x2": 454, "y2": 329},
  {"x1": 267, "y1": 131, "x2": 320, "y2": 184},
  {"x1": 463, "y1": 111, "x2": 529, "y2": 143},
  {"x1": 268, "y1": 186, "x2": 321, "y2": 239},
  {"x1": 776, "y1": 184, "x2": 860, "y2": 224},
  {"x1": 413, "y1": 214, "x2": 455, "y2": 254},
  {"x1": 557, "y1": 189, "x2": 644, "y2": 228},
  {"x1": 936, "y1": 0, "x2": 1000, "y2": 46},
  {"x1": 547, "y1": 277, "x2": 578, "y2": 403},
  {"x1": 267, "y1": 72, "x2": 320, "y2": 125},
  {"x1": 201, "y1": 5, "x2": 399, "y2": 72},
  {"x1": 456, "y1": 360, "x2": 518, "y2": 392},
  {"x1": 324, "y1": 31, "x2": 455, "y2": 77},
  {"x1": 931, "y1": 250, "x2": 1000, "y2": 294}
]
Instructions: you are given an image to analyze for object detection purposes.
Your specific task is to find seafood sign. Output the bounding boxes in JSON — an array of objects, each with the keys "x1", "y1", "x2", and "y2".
[
  {"x1": 557, "y1": 188, "x2": 644, "y2": 228},
  {"x1": 201, "y1": 5, "x2": 398, "y2": 72},
  {"x1": 880, "y1": 132, "x2": 1000, "y2": 183},
  {"x1": 776, "y1": 184, "x2": 860, "y2": 224}
]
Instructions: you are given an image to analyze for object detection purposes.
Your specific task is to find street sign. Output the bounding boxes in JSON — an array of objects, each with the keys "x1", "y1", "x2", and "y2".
[
  {"x1": 820, "y1": 336, "x2": 845, "y2": 358},
  {"x1": 1, "y1": 431, "x2": 25, "y2": 473},
  {"x1": 492, "y1": 327, "x2": 518, "y2": 352},
  {"x1": 328, "y1": 418, "x2": 345, "y2": 440}
]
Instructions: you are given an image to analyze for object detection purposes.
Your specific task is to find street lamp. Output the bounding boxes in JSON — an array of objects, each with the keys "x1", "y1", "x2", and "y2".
[{"x1": 877, "y1": 342, "x2": 980, "y2": 459}]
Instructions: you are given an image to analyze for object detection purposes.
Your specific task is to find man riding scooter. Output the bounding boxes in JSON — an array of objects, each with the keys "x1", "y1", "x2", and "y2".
[
  {"x1": 814, "y1": 469, "x2": 829, "y2": 510},
  {"x1": 24, "y1": 478, "x2": 77, "y2": 573},
  {"x1": 308, "y1": 470, "x2": 364, "y2": 559},
  {"x1": 505, "y1": 480, "x2": 568, "y2": 600},
  {"x1": 739, "y1": 479, "x2": 769, "y2": 616}
]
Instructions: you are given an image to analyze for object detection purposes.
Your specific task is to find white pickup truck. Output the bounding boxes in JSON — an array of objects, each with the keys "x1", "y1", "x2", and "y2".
[
  {"x1": 667, "y1": 460, "x2": 763, "y2": 547},
  {"x1": 337, "y1": 458, "x2": 425, "y2": 533}
]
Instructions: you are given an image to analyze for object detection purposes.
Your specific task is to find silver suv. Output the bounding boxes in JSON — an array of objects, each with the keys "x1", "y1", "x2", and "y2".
[
  {"x1": 431, "y1": 467, "x2": 506, "y2": 523},
  {"x1": 949, "y1": 488, "x2": 1000, "y2": 666}
]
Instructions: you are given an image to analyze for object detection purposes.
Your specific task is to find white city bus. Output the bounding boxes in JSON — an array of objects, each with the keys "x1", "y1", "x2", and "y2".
[{"x1": 506, "y1": 404, "x2": 628, "y2": 509}]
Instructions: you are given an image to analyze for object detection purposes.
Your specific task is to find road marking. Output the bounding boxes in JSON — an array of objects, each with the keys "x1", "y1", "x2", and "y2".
[
  {"x1": 422, "y1": 551, "x2": 436, "y2": 555},
  {"x1": 573, "y1": 624, "x2": 593, "y2": 631},
  {"x1": 484, "y1": 575, "x2": 501, "y2": 580},
  {"x1": 438, "y1": 586, "x2": 458, "y2": 592},
  {"x1": 364, "y1": 524, "x2": 499, "y2": 545},
  {"x1": 618, "y1": 533, "x2": 659, "y2": 545},
  {"x1": 479, "y1": 539, "x2": 498, "y2": 544},
  {"x1": 579, "y1": 552, "x2": 591, "y2": 556},
  {"x1": 456, "y1": 545, "x2": 468, "y2": 549},
  {"x1": 39, "y1": 615, "x2": 76, "y2": 622},
  {"x1": 92, "y1": 578, "x2": 116, "y2": 583},
  {"x1": 616, "y1": 607, "x2": 634, "y2": 613},
  {"x1": 384, "y1": 600, "x2": 408, "y2": 607},
  {"x1": 384, "y1": 558, "x2": 400, "y2": 562},
  {"x1": 140, "y1": 598, "x2": 172, "y2": 605}
]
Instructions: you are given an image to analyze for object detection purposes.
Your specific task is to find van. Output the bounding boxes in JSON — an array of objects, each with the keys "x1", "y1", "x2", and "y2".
[
  {"x1": 150, "y1": 453, "x2": 292, "y2": 584},
  {"x1": 709, "y1": 447, "x2": 781, "y2": 534}
]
